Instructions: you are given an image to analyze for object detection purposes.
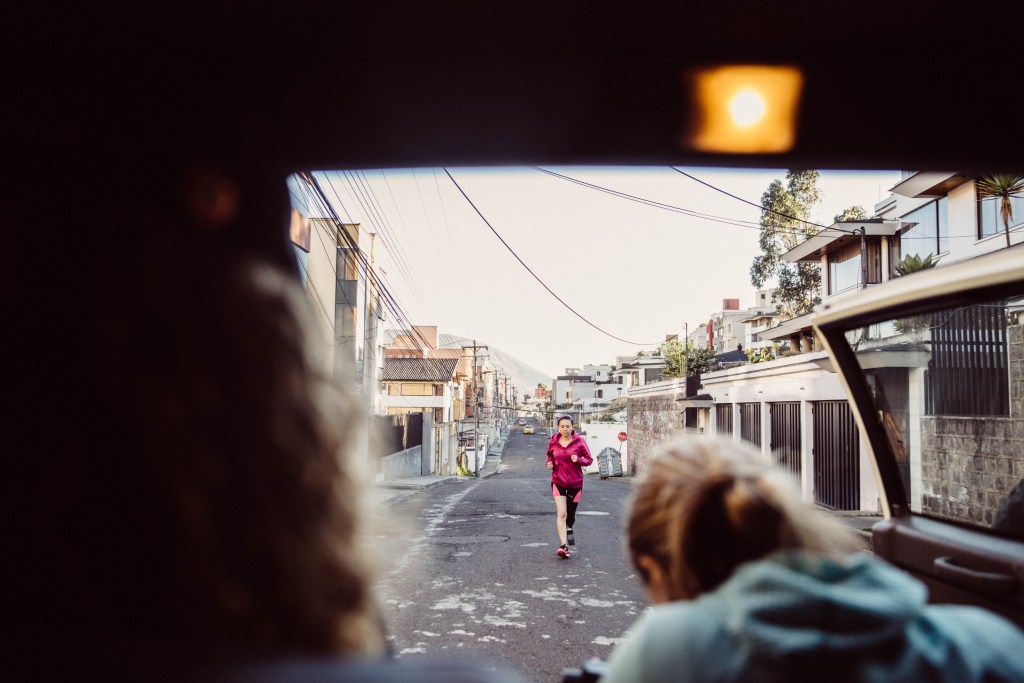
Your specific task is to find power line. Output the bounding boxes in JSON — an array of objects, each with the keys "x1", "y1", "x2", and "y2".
[
  {"x1": 444, "y1": 167, "x2": 662, "y2": 347},
  {"x1": 667, "y1": 166, "x2": 843, "y2": 233},
  {"x1": 300, "y1": 172, "x2": 455, "y2": 381},
  {"x1": 532, "y1": 166, "x2": 765, "y2": 231}
]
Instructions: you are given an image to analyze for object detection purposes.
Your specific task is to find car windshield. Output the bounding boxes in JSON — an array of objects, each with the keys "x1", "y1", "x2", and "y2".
[{"x1": 833, "y1": 289, "x2": 1024, "y2": 539}]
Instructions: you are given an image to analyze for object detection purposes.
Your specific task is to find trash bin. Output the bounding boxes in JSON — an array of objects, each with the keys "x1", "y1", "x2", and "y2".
[{"x1": 597, "y1": 447, "x2": 623, "y2": 479}]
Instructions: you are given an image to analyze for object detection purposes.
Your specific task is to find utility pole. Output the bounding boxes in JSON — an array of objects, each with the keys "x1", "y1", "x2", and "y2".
[
  {"x1": 463, "y1": 340, "x2": 487, "y2": 477},
  {"x1": 684, "y1": 321, "x2": 689, "y2": 383}
]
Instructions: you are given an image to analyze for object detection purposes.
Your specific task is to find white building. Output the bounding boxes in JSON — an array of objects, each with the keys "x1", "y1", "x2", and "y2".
[
  {"x1": 288, "y1": 173, "x2": 385, "y2": 412},
  {"x1": 381, "y1": 357, "x2": 462, "y2": 423},
  {"x1": 695, "y1": 171, "x2": 1023, "y2": 512},
  {"x1": 613, "y1": 354, "x2": 666, "y2": 391}
]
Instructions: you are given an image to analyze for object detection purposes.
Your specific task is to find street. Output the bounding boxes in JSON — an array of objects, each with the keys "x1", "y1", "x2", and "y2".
[{"x1": 365, "y1": 421, "x2": 645, "y2": 683}]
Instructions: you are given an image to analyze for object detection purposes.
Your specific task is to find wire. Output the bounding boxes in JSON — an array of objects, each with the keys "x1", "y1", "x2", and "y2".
[
  {"x1": 300, "y1": 172, "x2": 455, "y2": 381},
  {"x1": 444, "y1": 167, "x2": 662, "y2": 347},
  {"x1": 667, "y1": 166, "x2": 842, "y2": 233},
  {"x1": 532, "y1": 166, "x2": 766, "y2": 231},
  {"x1": 298, "y1": 172, "x2": 478, "y2": 389}
]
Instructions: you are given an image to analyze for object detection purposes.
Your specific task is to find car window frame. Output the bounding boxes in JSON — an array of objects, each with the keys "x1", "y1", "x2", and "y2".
[{"x1": 812, "y1": 248, "x2": 1024, "y2": 627}]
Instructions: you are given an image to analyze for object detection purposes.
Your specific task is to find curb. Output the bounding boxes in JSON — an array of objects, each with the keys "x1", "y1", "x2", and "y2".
[{"x1": 381, "y1": 476, "x2": 460, "y2": 490}]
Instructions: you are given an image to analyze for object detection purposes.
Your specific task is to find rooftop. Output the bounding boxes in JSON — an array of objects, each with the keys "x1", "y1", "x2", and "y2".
[{"x1": 382, "y1": 357, "x2": 459, "y2": 382}]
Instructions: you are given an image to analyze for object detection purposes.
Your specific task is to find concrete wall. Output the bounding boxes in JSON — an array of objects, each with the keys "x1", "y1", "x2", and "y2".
[{"x1": 382, "y1": 445, "x2": 423, "y2": 480}]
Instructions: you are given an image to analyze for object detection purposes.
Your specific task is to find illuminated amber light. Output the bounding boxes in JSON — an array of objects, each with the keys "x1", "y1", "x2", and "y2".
[{"x1": 684, "y1": 65, "x2": 803, "y2": 154}]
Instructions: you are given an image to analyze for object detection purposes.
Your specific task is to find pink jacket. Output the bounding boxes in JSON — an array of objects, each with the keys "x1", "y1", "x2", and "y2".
[{"x1": 546, "y1": 431, "x2": 593, "y2": 488}]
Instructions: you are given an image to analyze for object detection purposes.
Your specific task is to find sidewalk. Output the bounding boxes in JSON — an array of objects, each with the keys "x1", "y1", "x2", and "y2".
[
  {"x1": 829, "y1": 511, "x2": 883, "y2": 545},
  {"x1": 365, "y1": 448, "x2": 504, "y2": 506}
]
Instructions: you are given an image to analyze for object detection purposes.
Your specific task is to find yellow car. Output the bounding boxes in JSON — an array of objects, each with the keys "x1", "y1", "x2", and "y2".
[{"x1": 523, "y1": 425, "x2": 535, "y2": 434}]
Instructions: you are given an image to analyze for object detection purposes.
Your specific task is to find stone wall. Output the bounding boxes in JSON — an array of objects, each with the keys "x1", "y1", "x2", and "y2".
[
  {"x1": 626, "y1": 394, "x2": 681, "y2": 474},
  {"x1": 920, "y1": 320, "x2": 1024, "y2": 525}
]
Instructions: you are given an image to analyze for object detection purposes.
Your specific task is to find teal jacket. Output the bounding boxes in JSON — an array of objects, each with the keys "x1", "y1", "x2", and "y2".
[{"x1": 602, "y1": 551, "x2": 1024, "y2": 683}]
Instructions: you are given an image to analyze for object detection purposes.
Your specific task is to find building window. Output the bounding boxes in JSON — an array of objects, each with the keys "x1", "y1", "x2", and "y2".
[
  {"x1": 902, "y1": 197, "x2": 949, "y2": 258},
  {"x1": 828, "y1": 243, "x2": 861, "y2": 295},
  {"x1": 978, "y1": 194, "x2": 1024, "y2": 239},
  {"x1": 401, "y1": 382, "x2": 432, "y2": 396}
]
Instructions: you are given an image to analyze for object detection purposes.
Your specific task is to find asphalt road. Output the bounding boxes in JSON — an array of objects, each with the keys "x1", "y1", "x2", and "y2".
[{"x1": 365, "y1": 421, "x2": 646, "y2": 683}]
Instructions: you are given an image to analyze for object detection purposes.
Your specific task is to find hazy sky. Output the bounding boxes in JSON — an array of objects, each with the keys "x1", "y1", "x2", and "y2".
[{"x1": 304, "y1": 166, "x2": 902, "y2": 382}]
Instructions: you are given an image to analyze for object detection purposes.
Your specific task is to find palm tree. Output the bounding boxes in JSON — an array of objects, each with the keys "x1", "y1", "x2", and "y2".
[
  {"x1": 976, "y1": 174, "x2": 1024, "y2": 248},
  {"x1": 893, "y1": 253, "x2": 937, "y2": 337},
  {"x1": 893, "y1": 252, "x2": 938, "y2": 276}
]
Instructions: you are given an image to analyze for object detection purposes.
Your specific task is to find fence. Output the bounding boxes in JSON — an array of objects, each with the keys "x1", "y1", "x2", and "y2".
[
  {"x1": 716, "y1": 404, "x2": 733, "y2": 435},
  {"x1": 739, "y1": 403, "x2": 761, "y2": 447},
  {"x1": 926, "y1": 302, "x2": 1009, "y2": 416},
  {"x1": 812, "y1": 401, "x2": 860, "y2": 510},
  {"x1": 769, "y1": 402, "x2": 801, "y2": 478}
]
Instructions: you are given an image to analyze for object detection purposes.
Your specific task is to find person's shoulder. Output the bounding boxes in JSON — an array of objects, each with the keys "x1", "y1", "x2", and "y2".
[
  {"x1": 922, "y1": 603, "x2": 1024, "y2": 650},
  {"x1": 627, "y1": 602, "x2": 722, "y2": 658},
  {"x1": 909, "y1": 603, "x2": 1024, "y2": 679},
  {"x1": 200, "y1": 656, "x2": 529, "y2": 683},
  {"x1": 604, "y1": 604, "x2": 719, "y2": 683}
]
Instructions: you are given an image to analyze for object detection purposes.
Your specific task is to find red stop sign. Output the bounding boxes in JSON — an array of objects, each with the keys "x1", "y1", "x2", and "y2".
[{"x1": 617, "y1": 431, "x2": 627, "y2": 442}]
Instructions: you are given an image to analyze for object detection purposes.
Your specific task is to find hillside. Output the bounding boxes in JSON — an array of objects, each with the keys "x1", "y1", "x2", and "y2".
[{"x1": 439, "y1": 334, "x2": 550, "y2": 399}]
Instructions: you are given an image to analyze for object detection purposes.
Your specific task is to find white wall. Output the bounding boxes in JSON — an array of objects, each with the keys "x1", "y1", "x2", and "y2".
[
  {"x1": 578, "y1": 422, "x2": 629, "y2": 475},
  {"x1": 305, "y1": 219, "x2": 341, "y2": 377}
]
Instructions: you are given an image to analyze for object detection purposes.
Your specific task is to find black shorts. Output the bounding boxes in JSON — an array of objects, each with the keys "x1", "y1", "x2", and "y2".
[{"x1": 552, "y1": 483, "x2": 582, "y2": 502}]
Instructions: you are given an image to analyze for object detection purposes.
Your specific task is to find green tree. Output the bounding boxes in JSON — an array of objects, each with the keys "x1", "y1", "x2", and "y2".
[
  {"x1": 750, "y1": 170, "x2": 822, "y2": 319},
  {"x1": 660, "y1": 339, "x2": 685, "y2": 377},
  {"x1": 976, "y1": 173, "x2": 1024, "y2": 249},
  {"x1": 834, "y1": 206, "x2": 867, "y2": 222},
  {"x1": 660, "y1": 339, "x2": 716, "y2": 378},
  {"x1": 686, "y1": 344, "x2": 716, "y2": 375}
]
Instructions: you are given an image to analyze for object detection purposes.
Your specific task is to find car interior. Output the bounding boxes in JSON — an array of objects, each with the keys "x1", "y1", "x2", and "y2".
[
  {"x1": 815, "y1": 249, "x2": 1024, "y2": 627},
  {"x1": 9, "y1": 1, "x2": 1024, "y2": 678}
]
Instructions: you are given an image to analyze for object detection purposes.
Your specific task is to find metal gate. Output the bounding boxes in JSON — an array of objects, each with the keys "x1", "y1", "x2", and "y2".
[
  {"x1": 716, "y1": 403, "x2": 733, "y2": 436},
  {"x1": 926, "y1": 301, "x2": 1009, "y2": 416},
  {"x1": 769, "y1": 402, "x2": 801, "y2": 478},
  {"x1": 812, "y1": 401, "x2": 860, "y2": 510},
  {"x1": 739, "y1": 403, "x2": 761, "y2": 447}
]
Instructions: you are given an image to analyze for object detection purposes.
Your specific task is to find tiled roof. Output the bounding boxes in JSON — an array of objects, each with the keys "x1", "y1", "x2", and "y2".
[{"x1": 382, "y1": 357, "x2": 458, "y2": 381}]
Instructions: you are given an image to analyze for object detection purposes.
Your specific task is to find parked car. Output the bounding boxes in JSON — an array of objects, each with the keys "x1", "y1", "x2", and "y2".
[{"x1": 814, "y1": 247, "x2": 1024, "y2": 628}]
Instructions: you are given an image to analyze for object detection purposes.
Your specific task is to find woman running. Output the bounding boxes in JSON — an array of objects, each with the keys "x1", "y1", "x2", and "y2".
[{"x1": 546, "y1": 415, "x2": 593, "y2": 558}]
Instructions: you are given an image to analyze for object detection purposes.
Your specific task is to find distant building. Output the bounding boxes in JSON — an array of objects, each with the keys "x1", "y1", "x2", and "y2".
[
  {"x1": 381, "y1": 357, "x2": 462, "y2": 423},
  {"x1": 382, "y1": 325, "x2": 477, "y2": 417},
  {"x1": 613, "y1": 354, "x2": 666, "y2": 391}
]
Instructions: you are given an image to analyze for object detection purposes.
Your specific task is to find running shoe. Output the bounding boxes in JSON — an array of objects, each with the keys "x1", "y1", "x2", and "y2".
[
  {"x1": 557, "y1": 544, "x2": 570, "y2": 558},
  {"x1": 567, "y1": 528, "x2": 575, "y2": 546}
]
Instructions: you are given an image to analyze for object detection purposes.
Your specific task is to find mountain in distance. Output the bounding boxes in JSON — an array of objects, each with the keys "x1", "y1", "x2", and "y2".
[{"x1": 440, "y1": 333, "x2": 550, "y2": 399}]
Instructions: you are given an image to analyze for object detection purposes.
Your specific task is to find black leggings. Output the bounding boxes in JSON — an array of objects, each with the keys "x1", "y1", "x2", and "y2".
[{"x1": 552, "y1": 483, "x2": 582, "y2": 528}]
